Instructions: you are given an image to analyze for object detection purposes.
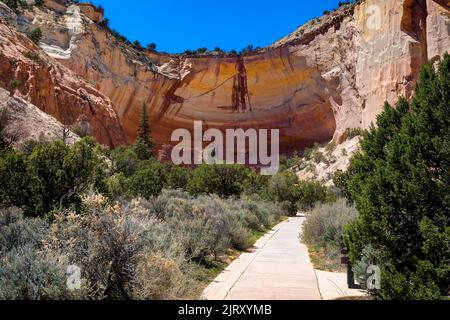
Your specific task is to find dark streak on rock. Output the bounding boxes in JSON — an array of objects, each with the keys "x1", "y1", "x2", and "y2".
[
  {"x1": 157, "y1": 79, "x2": 184, "y2": 121},
  {"x1": 232, "y1": 56, "x2": 251, "y2": 112}
]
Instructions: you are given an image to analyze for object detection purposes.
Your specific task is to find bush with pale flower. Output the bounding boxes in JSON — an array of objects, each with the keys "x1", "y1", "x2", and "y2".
[{"x1": 0, "y1": 190, "x2": 285, "y2": 300}]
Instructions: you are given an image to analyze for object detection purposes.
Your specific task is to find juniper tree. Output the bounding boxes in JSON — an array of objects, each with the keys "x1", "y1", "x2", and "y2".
[
  {"x1": 137, "y1": 102, "x2": 153, "y2": 153},
  {"x1": 342, "y1": 54, "x2": 450, "y2": 300}
]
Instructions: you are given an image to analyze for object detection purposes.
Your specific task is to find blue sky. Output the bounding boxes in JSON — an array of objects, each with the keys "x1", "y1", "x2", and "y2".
[{"x1": 90, "y1": 0, "x2": 343, "y2": 53}]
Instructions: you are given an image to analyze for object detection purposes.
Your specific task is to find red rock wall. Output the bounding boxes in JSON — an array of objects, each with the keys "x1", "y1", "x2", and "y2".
[
  {"x1": 0, "y1": 19, "x2": 125, "y2": 147},
  {"x1": 1, "y1": 0, "x2": 449, "y2": 156}
]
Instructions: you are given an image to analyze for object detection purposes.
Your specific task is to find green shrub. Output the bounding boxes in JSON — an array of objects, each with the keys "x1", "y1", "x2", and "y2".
[
  {"x1": 167, "y1": 199, "x2": 222, "y2": 261},
  {"x1": 106, "y1": 148, "x2": 193, "y2": 201},
  {"x1": 0, "y1": 150, "x2": 44, "y2": 216},
  {"x1": 279, "y1": 153, "x2": 304, "y2": 171},
  {"x1": 296, "y1": 180, "x2": 336, "y2": 211},
  {"x1": 187, "y1": 164, "x2": 250, "y2": 197},
  {"x1": 161, "y1": 191, "x2": 284, "y2": 258},
  {"x1": 131, "y1": 251, "x2": 200, "y2": 300},
  {"x1": 23, "y1": 50, "x2": 40, "y2": 62},
  {"x1": 243, "y1": 169, "x2": 269, "y2": 196},
  {"x1": 351, "y1": 244, "x2": 383, "y2": 290},
  {"x1": 312, "y1": 149, "x2": 325, "y2": 164},
  {"x1": 345, "y1": 128, "x2": 364, "y2": 139},
  {"x1": 132, "y1": 138, "x2": 152, "y2": 160},
  {"x1": 267, "y1": 170, "x2": 336, "y2": 216},
  {"x1": 267, "y1": 171, "x2": 300, "y2": 216},
  {"x1": 301, "y1": 198, "x2": 357, "y2": 271},
  {"x1": 0, "y1": 207, "x2": 48, "y2": 253},
  {"x1": 128, "y1": 160, "x2": 165, "y2": 199},
  {"x1": 0, "y1": 138, "x2": 105, "y2": 217},
  {"x1": 0, "y1": 188, "x2": 285, "y2": 300},
  {"x1": 109, "y1": 145, "x2": 140, "y2": 177},
  {"x1": 0, "y1": 208, "x2": 81, "y2": 300},
  {"x1": 325, "y1": 142, "x2": 336, "y2": 156},
  {"x1": 46, "y1": 203, "x2": 156, "y2": 299},
  {"x1": 27, "y1": 28, "x2": 42, "y2": 45},
  {"x1": 164, "y1": 163, "x2": 192, "y2": 190},
  {"x1": 302, "y1": 198, "x2": 358, "y2": 249},
  {"x1": 332, "y1": 170, "x2": 352, "y2": 200},
  {"x1": 105, "y1": 172, "x2": 129, "y2": 200},
  {"x1": 0, "y1": 245, "x2": 77, "y2": 300},
  {"x1": 303, "y1": 146, "x2": 314, "y2": 161},
  {"x1": 341, "y1": 54, "x2": 450, "y2": 299},
  {"x1": 228, "y1": 223, "x2": 253, "y2": 250},
  {"x1": 56, "y1": 193, "x2": 282, "y2": 297}
]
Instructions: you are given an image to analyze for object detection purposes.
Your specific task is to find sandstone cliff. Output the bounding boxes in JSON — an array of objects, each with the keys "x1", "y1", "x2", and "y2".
[
  {"x1": 294, "y1": 136, "x2": 361, "y2": 186},
  {"x1": 0, "y1": 2, "x2": 125, "y2": 147},
  {"x1": 0, "y1": 87, "x2": 80, "y2": 146},
  {"x1": 0, "y1": 0, "x2": 449, "y2": 156}
]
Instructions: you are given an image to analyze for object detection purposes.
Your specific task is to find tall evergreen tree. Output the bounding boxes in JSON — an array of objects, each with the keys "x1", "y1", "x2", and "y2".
[
  {"x1": 341, "y1": 54, "x2": 450, "y2": 300},
  {"x1": 138, "y1": 102, "x2": 153, "y2": 151}
]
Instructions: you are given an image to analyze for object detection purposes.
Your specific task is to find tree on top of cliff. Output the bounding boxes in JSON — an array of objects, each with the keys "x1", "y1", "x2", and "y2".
[
  {"x1": 138, "y1": 102, "x2": 153, "y2": 153},
  {"x1": 99, "y1": 17, "x2": 109, "y2": 29},
  {"x1": 4, "y1": 0, "x2": 18, "y2": 10},
  {"x1": 342, "y1": 53, "x2": 450, "y2": 299},
  {"x1": 147, "y1": 43, "x2": 157, "y2": 51},
  {"x1": 196, "y1": 47, "x2": 208, "y2": 54},
  {"x1": 133, "y1": 40, "x2": 144, "y2": 51}
]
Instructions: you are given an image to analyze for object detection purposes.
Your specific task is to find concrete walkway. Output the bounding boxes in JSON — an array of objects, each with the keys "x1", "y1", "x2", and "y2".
[
  {"x1": 316, "y1": 270, "x2": 367, "y2": 300},
  {"x1": 202, "y1": 217, "x2": 322, "y2": 300}
]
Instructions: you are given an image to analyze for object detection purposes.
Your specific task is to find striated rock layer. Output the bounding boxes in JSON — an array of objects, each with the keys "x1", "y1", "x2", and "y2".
[
  {"x1": 0, "y1": 87, "x2": 80, "y2": 146},
  {"x1": 1, "y1": 0, "x2": 449, "y2": 156},
  {"x1": 0, "y1": 3, "x2": 125, "y2": 147}
]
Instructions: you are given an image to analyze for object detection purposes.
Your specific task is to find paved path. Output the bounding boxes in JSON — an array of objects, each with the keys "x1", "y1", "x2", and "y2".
[
  {"x1": 202, "y1": 217, "x2": 322, "y2": 300},
  {"x1": 316, "y1": 270, "x2": 367, "y2": 300}
]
